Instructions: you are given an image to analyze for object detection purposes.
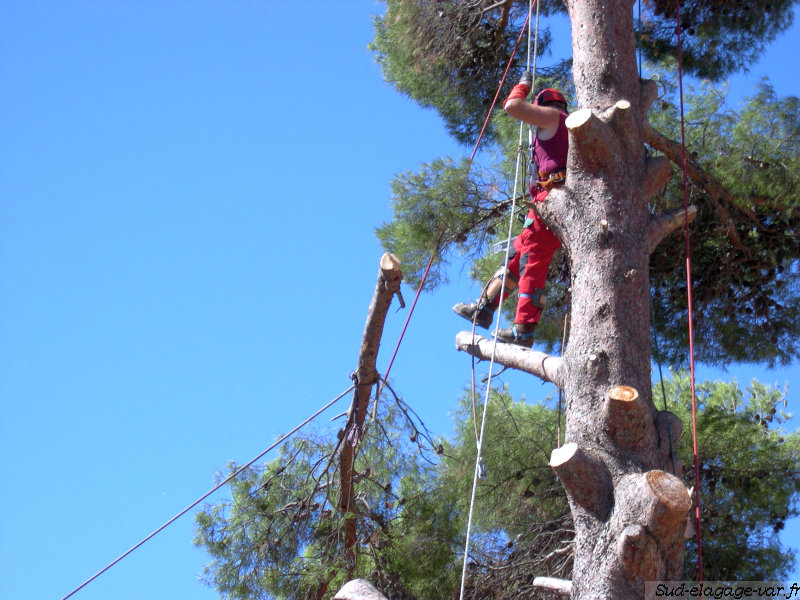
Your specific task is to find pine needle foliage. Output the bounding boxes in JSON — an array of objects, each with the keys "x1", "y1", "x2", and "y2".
[
  {"x1": 196, "y1": 375, "x2": 798, "y2": 598},
  {"x1": 637, "y1": 0, "x2": 797, "y2": 80},
  {"x1": 660, "y1": 372, "x2": 800, "y2": 580},
  {"x1": 649, "y1": 81, "x2": 800, "y2": 366},
  {"x1": 370, "y1": 0, "x2": 566, "y2": 145},
  {"x1": 371, "y1": 0, "x2": 797, "y2": 144}
]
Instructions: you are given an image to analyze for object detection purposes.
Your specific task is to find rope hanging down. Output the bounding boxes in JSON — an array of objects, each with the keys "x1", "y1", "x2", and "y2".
[
  {"x1": 59, "y1": 384, "x2": 355, "y2": 600},
  {"x1": 460, "y1": 2, "x2": 538, "y2": 599},
  {"x1": 673, "y1": 0, "x2": 705, "y2": 582}
]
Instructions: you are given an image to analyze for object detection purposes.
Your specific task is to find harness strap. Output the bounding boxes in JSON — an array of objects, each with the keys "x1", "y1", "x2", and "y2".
[
  {"x1": 537, "y1": 168, "x2": 567, "y2": 191},
  {"x1": 519, "y1": 288, "x2": 547, "y2": 308},
  {"x1": 512, "y1": 325, "x2": 536, "y2": 339}
]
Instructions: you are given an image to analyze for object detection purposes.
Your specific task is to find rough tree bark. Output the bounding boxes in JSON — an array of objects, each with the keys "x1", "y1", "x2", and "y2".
[
  {"x1": 457, "y1": 1, "x2": 694, "y2": 597},
  {"x1": 545, "y1": 0, "x2": 692, "y2": 596}
]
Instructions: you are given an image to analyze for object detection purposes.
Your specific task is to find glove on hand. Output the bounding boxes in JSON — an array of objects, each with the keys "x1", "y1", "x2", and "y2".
[{"x1": 503, "y1": 70, "x2": 533, "y2": 109}]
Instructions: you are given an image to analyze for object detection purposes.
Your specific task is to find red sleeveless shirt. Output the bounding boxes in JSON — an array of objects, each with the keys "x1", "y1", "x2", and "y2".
[{"x1": 532, "y1": 111, "x2": 568, "y2": 175}]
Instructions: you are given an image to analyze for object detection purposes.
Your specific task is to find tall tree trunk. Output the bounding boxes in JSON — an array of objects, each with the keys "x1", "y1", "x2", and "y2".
[{"x1": 539, "y1": 0, "x2": 692, "y2": 596}]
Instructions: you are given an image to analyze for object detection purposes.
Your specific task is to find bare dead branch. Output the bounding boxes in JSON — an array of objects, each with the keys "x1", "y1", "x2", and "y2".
[
  {"x1": 455, "y1": 331, "x2": 564, "y2": 388},
  {"x1": 339, "y1": 253, "x2": 403, "y2": 575}
]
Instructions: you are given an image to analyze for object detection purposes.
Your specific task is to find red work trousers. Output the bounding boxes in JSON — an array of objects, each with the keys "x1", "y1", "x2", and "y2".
[{"x1": 506, "y1": 189, "x2": 561, "y2": 324}]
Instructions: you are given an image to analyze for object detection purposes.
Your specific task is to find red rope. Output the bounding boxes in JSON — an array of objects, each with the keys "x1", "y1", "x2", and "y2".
[
  {"x1": 468, "y1": 10, "x2": 532, "y2": 164},
  {"x1": 673, "y1": 0, "x2": 704, "y2": 582}
]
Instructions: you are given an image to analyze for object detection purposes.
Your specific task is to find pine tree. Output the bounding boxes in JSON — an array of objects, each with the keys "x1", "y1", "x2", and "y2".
[{"x1": 371, "y1": 0, "x2": 799, "y2": 596}]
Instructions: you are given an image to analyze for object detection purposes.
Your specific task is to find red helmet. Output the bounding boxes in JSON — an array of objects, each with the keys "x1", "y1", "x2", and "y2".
[{"x1": 535, "y1": 88, "x2": 567, "y2": 107}]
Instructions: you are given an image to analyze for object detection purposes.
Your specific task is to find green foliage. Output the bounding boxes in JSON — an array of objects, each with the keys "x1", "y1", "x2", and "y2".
[
  {"x1": 649, "y1": 81, "x2": 800, "y2": 366},
  {"x1": 371, "y1": 0, "x2": 568, "y2": 145},
  {"x1": 375, "y1": 13, "x2": 800, "y2": 365},
  {"x1": 196, "y1": 376, "x2": 799, "y2": 598},
  {"x1": 659, "y1": 372, "x2": 800, "y2": 580},
  {"x1": 375, "y1": 155, "x2": 525, "y2": 289},
  {"x1": 638, "y1": 0, "x2": 797, "y2": 81},
  {"x1": 371, "y1": 0, "x2": 796, "y2": 144},
  {"x1": 446, "y1": 388, "x2": 573, "y2": 598},
  {"x1": 371, "y1": 1, "x2": 800, "y2": 367},
  {"x1": 380, "y1": 77, "x2": 800, "y2": 365},
  {"x1": 195, "y1": 398, "x2": 457, "y2": 600}
]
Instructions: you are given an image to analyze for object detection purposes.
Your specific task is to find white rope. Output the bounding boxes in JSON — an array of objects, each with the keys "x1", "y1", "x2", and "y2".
[
  {"x1": 458, "y1": 2, "x2": 539, "y2": 598},
  {"x1": 529, "y1": 0, "x2": 542, "y2": 150}
]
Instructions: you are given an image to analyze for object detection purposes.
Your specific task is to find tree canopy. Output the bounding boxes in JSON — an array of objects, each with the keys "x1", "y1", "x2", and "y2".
[
  {"x1": 196, "y1": 1, "x2": 800, "y2": 596},
  {"x1": 371, "y1": 0, "x2": 796, "y2": 144}
]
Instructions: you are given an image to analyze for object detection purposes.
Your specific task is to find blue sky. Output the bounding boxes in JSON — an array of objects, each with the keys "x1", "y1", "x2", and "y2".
[{"x1": 1, "y1": 2, "x2": 798, "y2": 599}]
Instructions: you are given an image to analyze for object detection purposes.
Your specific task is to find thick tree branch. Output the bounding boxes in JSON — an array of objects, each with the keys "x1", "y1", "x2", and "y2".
[
  {"x1": 647, "y1": 205, "x2": 698, "y2": 254},
  {"x1": 455, "y1": 331, "x2": 564, "y2": 388},
  {"x1": 640, "y1": 79, "x2": 659, "y2": 121},
  {"x1": 643, "y1": 121, "x2": 753, "y2": 258},
  {"x1": 643, "y1": 155, "x2": 674, "y2": 200},
  {"x1": 532, "y1": 576, "x2": 573, "y2": 597},
  {"x1": 550, "y1": 442, "x2": 613, "y2": 519},
  {"x1": 611, "y1": 471, "x2": 692, "y2": 582},
  {"x1": 567, "y1": 109, "x2": 618, "y2": 171},
  {"x1": 339, "y1": 253, "x2": 403, "y2": 574},
  {"x1": 494, "y1": 0, "x2": 513, "y2": 30}
]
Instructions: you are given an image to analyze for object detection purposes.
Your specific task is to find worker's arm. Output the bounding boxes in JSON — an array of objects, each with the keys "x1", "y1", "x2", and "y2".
[
  {"x1": 502, "y1": 72, "x2": 561, "y2": 137},
  {"x1": 504, "y1": 100, "x2": 561, "y2": 132}
]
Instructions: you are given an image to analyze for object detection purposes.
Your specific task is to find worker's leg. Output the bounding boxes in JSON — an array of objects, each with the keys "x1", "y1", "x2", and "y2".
[
  {"x1": 453, "y1": 259, "x2": 519, "y2": 329},
  {"x1": 495, "y1": 209, "x2": 561, "y2": 346}
]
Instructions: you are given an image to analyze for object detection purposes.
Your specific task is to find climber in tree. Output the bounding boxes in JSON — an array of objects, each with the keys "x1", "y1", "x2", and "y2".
[{"x1": 454, "y1": 72, "x2": 568, "y2": 347}]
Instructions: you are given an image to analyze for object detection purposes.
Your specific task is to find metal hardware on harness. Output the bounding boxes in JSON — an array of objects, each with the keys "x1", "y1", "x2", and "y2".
[{"x1": 537, "y1": 169, "x2": 567, "y2": 191}]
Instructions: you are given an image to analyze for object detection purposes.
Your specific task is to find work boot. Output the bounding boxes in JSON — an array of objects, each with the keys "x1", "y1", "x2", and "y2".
[
  {"x1": 453, "y1": 302, "x2": 494, "y2": 329},
  {"x1": 493, "y1": 323, "x2": 536, "y2": 348}
]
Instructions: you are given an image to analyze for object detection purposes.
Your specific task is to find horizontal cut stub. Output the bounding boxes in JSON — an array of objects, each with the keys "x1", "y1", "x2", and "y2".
[
  {"x1": 604, "y1": 385, "x2": 653, "y2": 449},
  {"x1": 566, "y1": 109, "x2": 616, "y2": 171},
  {"x1": 638, "y1": 470, "x2": 692, "y2": 539},
  {"x1": 550, "y1": 442, "x2": 612, "y2": 518}
]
